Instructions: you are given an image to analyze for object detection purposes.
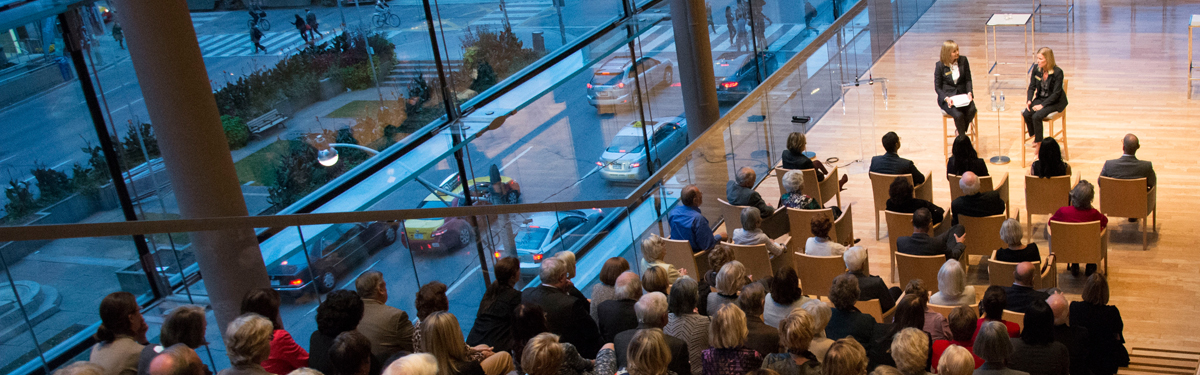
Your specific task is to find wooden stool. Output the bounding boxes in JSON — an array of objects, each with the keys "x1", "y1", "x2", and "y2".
[
  {"x1": 1021, "y1": 80, "x2": 1069, "y2": 167},
  {"x1": 942, "y1": 109, "x2": 979, "y2": 163}
]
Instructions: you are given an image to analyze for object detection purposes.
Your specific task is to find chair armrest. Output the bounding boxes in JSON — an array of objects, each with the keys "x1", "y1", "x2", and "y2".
[
  {"x1": 1148, "y1": 185, "x2": 1157, "y2": 213},
  {"x1": 916, "y1": 171, "x2": 934, "y2": 202},
  {"x1": 819, "y1": 166, "x2": 840, "y2": 203},
  {"x1": 996, "y1": 172, "x2": 1011, "y2": 212},
  {"x1": 882, "y1": 292, "x2": 905, "y2": 323},
  {"x1": 834, "y1": 204, "x2": 854, "y2": 245}
]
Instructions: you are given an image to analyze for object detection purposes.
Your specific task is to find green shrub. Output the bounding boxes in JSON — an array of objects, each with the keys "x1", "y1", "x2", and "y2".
[
  {"x1": 120, "y1": 122, "x2": 159, "y2": 167},
  {"x1": 222, "y1": 115, "x2": 251, "y2": 150},
  {"x1": 32, "y1": 164, "x2": 73, "y2": 203},
  {"x1": 4, "y1": 180, "x2": 40, "y2": 222}
]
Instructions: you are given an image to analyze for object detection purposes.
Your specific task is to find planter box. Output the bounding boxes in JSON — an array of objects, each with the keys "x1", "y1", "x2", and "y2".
[
  {"x1": 319, "y1": 77, "x2": 345, "y2": 101},
  {"x1": 0, "y1": 62, "x2": 65, "y2": 108},
  {"x1": 115, "y1": 246, "x2": 198, "y2": 296},
  {"x1": 0, "y1": 187, "x2": 120, "y2": 262}
]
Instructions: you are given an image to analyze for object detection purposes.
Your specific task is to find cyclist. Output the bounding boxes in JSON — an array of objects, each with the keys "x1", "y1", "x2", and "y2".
[
  {"x1": 248, "y1": 5, "x2": 264, "y2": 26},
  {"x1": 375, "y1": 0, "x2": 391, "y2": 15}
]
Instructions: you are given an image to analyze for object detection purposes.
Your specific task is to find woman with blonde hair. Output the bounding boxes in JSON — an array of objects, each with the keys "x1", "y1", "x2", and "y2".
[
  {"x1": 423, "y1": 312, "x2": 514, "y2": 375},
  {"x1": 937, "y1": 345, "x2": 976, "y2": 375},
  {"x1": 762, "y1": 309, "x2": 823, "y2": 375},
  {"x1": 641, "y1": 234, "x2": 682, "y2": 283},
  {"x1": 383, "y1": 353, "x2": 438, "y2": 375},
  {"x1": 1023, "y1": 47, "x2": 1067, "y2": 144},
  {"x1": 934, "y1": 40, "x2": 977, "y2": 137},
  {"x1": 703, "y1": 304, "x2": 763, "y2": 375},
  {"x1": 890, "y1": 328, "x2": 932, "y2": 375},
  {"x1": 930, "y1": 259, "x2": 976, "y2": 306},
  {"x1": 707, "y1": 261, "x2": 748, "y2": 316},
  {"x1": 619, "y1": 329, "x2": 675, "y2": 375},
  {"x1": 822, "y1": 339, "x2": 867, "y2": 375},
  {"x1": 521, "y1": 332, "x2": 616, "y2": 375},
  {"x1": 219, "y1": 314, "x2": 275, "y2": 375}
]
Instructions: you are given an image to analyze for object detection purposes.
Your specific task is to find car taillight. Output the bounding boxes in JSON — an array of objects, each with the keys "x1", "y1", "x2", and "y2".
[
  {"x1": 721, "y1": 81, "x2": 739, "y2": 88},
  {"x1": 433, "y1": 229, "x2": 447, "y2": 237},
  {"x1": 618, "y1": 82, "x2": 625, "y2": 88},
  {"x1": 630, "y1": 162, "x2": 641, "y2": 168},
  {"x1": 290, "y1": 279, "x2": 303, "y2": 286},
  {"x1": 281, "y1": 260, "x2": 288, "y2": 265},
  {"x1": 533, "y1": 254, "x2": 544, "y2": 261},
  {"x1": 597, "y1": 161, "x2": 605, "y2": 166},
  {"x1": 587, "y1": 83, "x2": 592, "y2": 89},
  {"x1": 494, "y1": 251, "x2": 502, "y2": 258}
]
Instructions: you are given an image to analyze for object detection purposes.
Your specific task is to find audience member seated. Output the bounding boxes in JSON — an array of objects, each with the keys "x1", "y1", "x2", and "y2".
[
  {"x1": 699, "y1": 245, "x2": 735, "y2": 316},
  {"x1": 844, "y1": 246, "x2": 901, "y2": 312},
  {"x1": 872, "y1": 366, "x2": 902, "y2": 375},
  {"x1": 905, "y1": 280, "x2": 951, "y2": 341},
  {"x1": 765, "y1": 266, "x2": 813, "y2": 328},
  {"x1": 1030, "y1": 138, "x2": 1070, "y2": 178},
  {"x1": 382, "y1": 354, "x2": 437, "y2": 375},
  {"x1": 642, "y1": 234, "x2": 683, "y2": 283},
  {"x1": 424, "y1": 312, "x2": 515, "y2": 375},
  {"x1": 614, "y1": 293, "x2": 691, "y2": 375},
  {"x1": 805, "y1": 216, "x2": 847, "y2": 256},
  {"x1": 870, "y1": 132, "x2": 926, "y2": 186},
  {"x1": 897, "y1": 208, "x2": 965, "y2": 261},
  {"x1": 311, "y1": 290, "x2": 366, "y2": 375},
  {"x1": 643, "y1": 266, "x2": 672, "y2": 295},
  {"x1": 975, "y1": 287, "x2": 1020, "y2": 339},
  {"x1": 555, "y1": 251, "x2": 589, "y2": 302},
  {"x1": 890, "y1": 328, "x2": 932, "y2": 375},
  {"x1": 930, "y1": 259, "x2": 976, "y2": 306},
  {"x1": 825, "y1": 274, "x2": 877, "y2": 352},
  {"x1": 871, "y1": 295, "x2": 929, "y2": 369},
  {"x1": 740, "y1": 282, "x2": 782, "y2": 356},
  {"x1": 782, "y1": 132, "x2": 848, "y2": 188},
  {"x1": 592, "y1": 257, "x2": 631, "y2": 321},
  {"x1": 522, "y1": 332, "x2": 616, "y2": 375},
  {"x1": 886, "y1": 178, "x2": 945, "y2": 226},
  {"x1": 522, "y1": 257, "x2": 603, "y2": 357},
  {"x1": 138, "y1": 305, "x2": 208, "y2": 375},
  {"x1": 1099, "y1": 133, "x2": 1155, "y2": 189},
  {"x1": 763, "y1": 309, "x2": 824, "y2": 375},
  {"x1": 598, "y1": 271, "x2": 643, "y2": 344},
  {"x1": 468, "y1": 257, "x2": 523, "y2": 353},
  {"x1": 947, "y1": 135, "x2": 989, "y2": 177},
  {"x1": 729, "y1": 167, "x2": 790, "y2": 238},
  {"x1": 708, "y1": 261, "x2": 748, "y2": 316},
  {"x1": 149, "y1": 344, "x2": 205, "y2": 375},
  {"x1": 733, "y1": 207, "x2": 786, "y2": 258},
  {"x1": 1004, "y1": 263, "x2": 1050, "y2": 313},
  {"x1": 801, "y1": 300, "x2": 835, "y2": 362},
  {"x1": 330, "y1": 331, "x2": 374, "y2": 375},
  {"x1": 510, "y1": 303, "x2": 549, "y2": 372},
  {"x1": 973, "y1": 321, "x2": 1027, "y2": 375},
  {"x1": 1048, "y1": 180, "x2": 1107, "y2": 276},
  {"x1": 932, "y1": 306, "x2": 983, "y2": 370},
  {"x1": 91, "y1": 292, "x2": 149, "y2": 375},
  {"x1": 355, "y1": 271, "x2": 417, "y2": 360},
  {"x1": 414, "y1": 281, "x2": 449, "y2": 353},
  {"x1": 779, "y1": 170, "x2": 845, "y2": 218},
  {"x1": 995, "y1": 219, "x2": 1041, "y2": 263},
  {"x1": 240, "y1": 288, "x2": 307, "y2": 374},
  {"x1": 665, "y1": 277, "x2": 711, "y2": 375},
  {"x1": 1047, "y1": 294, "x2": 1089, "y2": 375},
  {"x1": 1069, "y1": 274, "x2": 1128, "y2": 375},
  {"x1": 936, "y1": 345, "x2": 977, "y2": 375},
  {"x1": 823, "y1": 339, "x2": 869, "y2": 375},
  {"x1": 219, "y1": 314, "x2": 274, "y2": 375},
  {"x1": 669, "y1": 185, "x2": 725, "y2": 253},
  {"x1": 620, "y1": 330, "x2": 678, "y2": 375},
  {"x1": 950, "y1": 172, "x2": 1006, "y2": 226},
  {"x1": 703, "y1": 304, "x2": 765, "y2": 375},
  {"x1": 55, "y1": 362, "x2": 107, "y2": 375},
  {"x1": 1007, "y1": 301, "x2": 1069, "y2": 375}
]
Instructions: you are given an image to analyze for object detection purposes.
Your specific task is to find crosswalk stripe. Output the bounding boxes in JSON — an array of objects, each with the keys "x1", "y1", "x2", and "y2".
[
  {"x1": 207, "y1": 35, "x2": 250, "y2": 56},
  {"x1": 637, "y1": 26, "x2": 674, "y2": 52},
  {"x1": 768, "y1": 25, "x2": 803, "y2": 51},
  {"x1": 203, "y1": 34, "x2": 243, "y2": 56}
]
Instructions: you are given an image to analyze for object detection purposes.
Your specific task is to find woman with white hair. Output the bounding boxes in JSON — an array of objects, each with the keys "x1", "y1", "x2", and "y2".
[
  {"x1": 520, "y1": 332, "x2": 616, "y2": 375},
  {"x1": 779, "y1": 170, "x2": 821, "y2": 210},
  {"x1": 383, "y1": 353, "x2": 438, "y2": 375},
  {"x1": 641, "y1": 234, "x2": 682, "y2": 283},
  {"x1": 732, "y1": 207, "x2": 785, "y2": 258},
  {"x1": 929, "y1": 260, "x2": 976, "y2": 306},
  {"x1": 707, "y1": 261, "x2": 748, "y2": 316},
  {"x1": 800, "y1": 300, "x2": 834, "y2": 362},
  {"x1": 219, "y1": 314, "x2": 275, "y2": 375},
  {"x1": 890, "y1": 328, "x2": 932, "y2": 375},
  {"x1": 994, "y1": 219, "x2": 1040, "y2": 263}
]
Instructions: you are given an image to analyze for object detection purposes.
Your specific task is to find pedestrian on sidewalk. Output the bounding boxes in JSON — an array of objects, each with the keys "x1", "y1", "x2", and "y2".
[
  {"x1": 725, "y1": 6, "x2": 736, "y2": 47},
  {"x1": 292, "y1": 14, "x2": 309, "y2": 43},
  {"x1": 112, "y1": 23, "x2": 124, "y2": 49},
  {"x1": 250, "y1": 24, "x2": 267, "y2": 53},
  {"x1": 305, "y1": 9, "x2": 320, "y2": 39}
]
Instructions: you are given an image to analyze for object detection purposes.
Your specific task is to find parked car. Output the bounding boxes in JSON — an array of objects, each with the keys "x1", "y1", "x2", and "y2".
[
  {"x1": 597, "y1": 117, "x2": 688, "y2": 182},
  {"x1": 587, "y1": 56, "x2": 675, "y2": 113},
  {"x1": 714, "y1": 51, "x2": 778, "y2": 103},
  {"x1": 268, "y1": 221, "x2": 398, "y2": 296},
  {"x1": 400, "y1": 172, "x2": 520, "y2": 251},
  {"x1": 514, "y1": 210, "x2": 606, "y2": 277}
]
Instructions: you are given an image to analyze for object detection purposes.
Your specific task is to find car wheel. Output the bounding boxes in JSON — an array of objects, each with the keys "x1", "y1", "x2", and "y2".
[
  {"x1": 317, "y1": 271, "x2": 336, "y2": 292},
  {"x1": 505, "y1": 190, "x2": 520, "y2": 204},
  {"x1": 458, "y1": 227, "x2": 473, "y2": 249},
  {"x1": 381, "y1": 226, "x2": 398, "y2": 246},
  {"x1": 663, "y1": 67, "x2": 674, "y2": 88}
]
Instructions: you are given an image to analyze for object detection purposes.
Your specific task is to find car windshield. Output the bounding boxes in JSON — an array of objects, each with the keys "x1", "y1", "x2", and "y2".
[
  {"x1": 515, "y1": 227, "x2": 550, "y2": 250},
  {"x1": 606, "y1": 135, "x2": 645, "y2": 153}
]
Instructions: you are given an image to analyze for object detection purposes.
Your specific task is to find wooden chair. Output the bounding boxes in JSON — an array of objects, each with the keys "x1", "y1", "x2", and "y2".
[
  {"x1": 794, "y1": 252, "x2": 845, "y2": 298},
  {"x1": 959, "y1": 214, "x2": 1008, "y2": 267},
  {"x1": 1003, "y1": 310, "x2": 1026, "y2": 331},
  {"x1": 1098, "y1": 176, "x2": 1157, "y2": 250},
  {"x1": 774, "y1": 167, "x2": 842, "y2": 207},
  {"x1": 987, "y1": 250, "x2": 1058, "y2": 290},
  {"x1": 895, "y1": 253, "x2": 946, "y2": 293},
  {"x1": 1021, "y1": 80, "x2": 1069, "y2": 167},
  {"x1": 928, "y1": 303, "x2": 978, "y2": 319},
  {"x1": 947, "y1": 173, "x2": 1011, "y2": 212},
  {"x1": 728, "y1": 243, "x2": 773, "y2": 281},
  {"x1": 663, "y1": 238, "x2": 700, "y2": 276},
  {"x1": 785, "y1": 205, "x2": 855, "y2": 254},
  {"x1": 883, "y1": 210, "x2": 944, "y2": 283},
  {"x1": 869, "y1": 172, "x2": 933, "y2": 239},
  {"x1": 717, "y1": 198, "x2": 749, "y2": 234},
  {"x1": 942, "y1": 109, "x2": 979, "y2": 164},
  {"x1": 1025, "y1": 174, "x2": 1074, "y2": 235},
  {"x1": 856, "y1": 299, "x2": 897, "y2": 324},
  {"x1": 1049, "y1": 220, "x2": 1108, "y2": 276}
]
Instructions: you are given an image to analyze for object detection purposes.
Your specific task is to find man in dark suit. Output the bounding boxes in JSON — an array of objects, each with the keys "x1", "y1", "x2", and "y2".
[
  {"x1": 1048, "y1": 293, "x2": 1090, "y2": 375},
  {"x1": 727, "y1": 167, "x2": 788, "y2": 238},
  {"x1": 613, "y1": 292, "x2": 692, "y2": 375},
  {"x1": 354, "y1": 271, "x2": 414, "y2": 360},
  {"x1": 597, "y1": 271, "x2": 642, "y2": 343},
  {"x1": 949, "y1": 172, "x2": 1006, "y2": 226},
  {"x1": 869, "y1": 131, "x2": 925, "y2": 186},
  {"x1": 1004, "y1": 262, "x2": 1050, "y2": 313},
  {"x1": 1100, "y1": 133, "x2": 1156, "y2": 189},
  {"x1": 897, "y1": 208, "x2": 965, "y2": 261},
  {"x1": 522, "y1": 257, "x2": 602, "y2": 357},
  {"x1": 738, "y1": 282, "x2": 780, "y2": 356},
  {"x1": 844, "y1": 245, "x2": 900, "y2": 312}
]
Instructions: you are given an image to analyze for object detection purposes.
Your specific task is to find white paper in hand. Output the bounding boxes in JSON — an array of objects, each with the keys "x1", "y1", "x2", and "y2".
[{"x1": 949, "y1": 94, "x2": 971, "y2": 107}]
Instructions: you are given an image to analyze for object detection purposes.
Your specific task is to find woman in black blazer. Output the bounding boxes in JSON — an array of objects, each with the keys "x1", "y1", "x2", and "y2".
[
  {"x1": 934, "y1": 40, "x2": 977, "y2": 136},
  {"x1": 1024, "y1": 47, "x2": 1068, "y2": 143}
]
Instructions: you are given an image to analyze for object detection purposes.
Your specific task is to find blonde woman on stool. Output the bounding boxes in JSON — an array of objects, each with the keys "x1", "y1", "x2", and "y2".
[
  {"x1": 1023, "y1": 47, "x2": 1067, "y2": 145},
  {"x1": 934, "y1": 40, "x2": 977, "y2": 137}
]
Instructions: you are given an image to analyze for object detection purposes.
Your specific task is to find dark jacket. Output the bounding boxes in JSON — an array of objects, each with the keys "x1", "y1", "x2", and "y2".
[
  {"x1": 1100, "y1": 155, "x2": 1156, "y2": 188},
  {"x1": 467, "y1": 287, "x2": 523, "y2": 352},
  {"x1": 1052, "y1": 324, "x2": 1091, "y2": 375},
  {"x1": 897, "y1": 232, "x2": 964, "y2": 261},
  {"x1": 826, "y1": 307, "x2": 876, "y2": 353},
  {"x1": 727, "y1": 181, "x2": 777, "y2": 218},
  {"x1": 950, "y1": 191, "x2": 1005, "y2": 226},
  {"x1": 782, "y1": 150, "x2": 825, "y2": 181},
  {"x1": 853, "y1": 272, "x2": 897, "y2": 312},
  {"x1": 1026, "y1": 66, "x2": 1067, "y2": 106},
  {"x1": 869, "y1": 153, "x2": 925, "y2": 186},
  {"x1": 1003, "y1": 285, "x2": 1050, "y2": 313},
  {"x1": 947, "y1": 156, "x2": 989, "y2": 177},
  {"x1": 745, "y1": 315, "x2": 781, "y2": 356},
  {"x1": 523, "y1": 285, "x2": 603, "y2": 357},
  {"x1": 1069, "y1": 302, "x2": 1128, "y2": 375},
  {"x1": 886, "y1": 198, "x2": 945, "y2": 225},
  {"x1": 615, "y1": 325, "x2": 692, "y2": 375},
  {"x1": 935, "y1": 56, "x2": 974, "y2": 104},
  {"x1": 1009, "y1": 339, "x2": 1070, "y2": 375},
  {"x1": 597, "y1": 299, "x2": 640, "y2": 344}
]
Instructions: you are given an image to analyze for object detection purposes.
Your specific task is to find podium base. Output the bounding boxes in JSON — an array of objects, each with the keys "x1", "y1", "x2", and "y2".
[{"x1": 989, "y1": 155, "x2": 1011, "y2": 165}]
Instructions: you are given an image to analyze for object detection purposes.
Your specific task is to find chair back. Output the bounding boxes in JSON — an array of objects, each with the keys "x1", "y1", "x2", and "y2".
[
  {"x1": 959, "y1": 214, "x2": 1007, "y2": 260},
  {"x1": 928, "y1": 303, "x2": 978, "y2": 319},
  {"x1": 855, "y1": 299, "x2": 891, "y2": 323},
  {"x1": 1025, "y1": 175, "x2": 1072, "y2": 217},
  {"x1": 987, "y1": 249, "x2": 1052, "y2": 289},
  {"x1": 948, "y1": 174, "x2": 998, "y2": 202},
  {"x1": 869, "y1": 172, "x2": 912, "y2": 213},
  {"x1": 787, "y1": 207, "x2": 837, "y2": 250},
  {"x1": 1003, "y1": 310, "x2": 1026, "y2": 331},
  {"x1": 794, "y1": 252, "x2": 845, "y2": 297},
  {"x1": 895, "y1": 253, "x2": 945, "y2": 293},
  {"x1": 1098, "y1": 177, "x2": 1151, "y2": 218},
  {"x1": 728, "y1": 243, "x2": 772, "y2": 281},
  {"x1": 717, "y1": 198, "x2": 749, "y2": 233},
  {"x1": 1048, "y1": 220, "x2": 1104, "y2": 265},
  {"x1": 884, "y1": 211, "x2": 915, "y2": 262},
  {"x1": 663, "y1": 238, "x2": 699, "y2": 275}
]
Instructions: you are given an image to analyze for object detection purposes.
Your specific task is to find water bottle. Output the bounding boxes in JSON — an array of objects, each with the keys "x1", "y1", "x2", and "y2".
[
  {"x1": 999, "y1": 91, "x2": 1006, "y2": 111},
  {"x1": 990, "y1": 91, "x2": 998, "y2": 111}
]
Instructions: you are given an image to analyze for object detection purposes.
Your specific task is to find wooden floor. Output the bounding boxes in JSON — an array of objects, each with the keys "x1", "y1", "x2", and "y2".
[{"x1": 747, "y1": 0, "x2": 1200, "y2": 351}]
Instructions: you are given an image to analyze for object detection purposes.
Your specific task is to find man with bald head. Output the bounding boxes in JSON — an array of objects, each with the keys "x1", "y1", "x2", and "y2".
[
  {"x1": 669, "y1": 184, "x2": 724, "y2": 253},
  {"x1": 1101, "y1": 133, "x2": 1156, "y2": 189},
  {"x1": 148, "y1": 345, "x2": 204, "y2": 375},
  {"x1": 1003, "y1": 262, "x2": 1050, "y2": 313},
  {"x1": 949, "y1": 171, "x2": 1006, "y2": 226},
  {"x1": 727, "y1": 167, "x2": 789, "y2": 237},
  {"x1": 597, "y1": 272, "x2": 643, "y2": 343},
  {"x1": 613, "y1": 292, "x2": 691, "y2": 375},
  {"x1": 1048, "y1": 293, "x2": 1091, "y2": 375}
]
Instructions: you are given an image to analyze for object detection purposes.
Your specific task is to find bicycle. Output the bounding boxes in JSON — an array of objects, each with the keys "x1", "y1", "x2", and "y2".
[
  {"x1": 248, "y1": 18, "x2": 271, "y2": 31},
  {"x1": 246, "y1": 4, "x2": 270, "y2": 31},
  {"x1": 373, "y1": 9, "x2": 400, "y2": 28}
]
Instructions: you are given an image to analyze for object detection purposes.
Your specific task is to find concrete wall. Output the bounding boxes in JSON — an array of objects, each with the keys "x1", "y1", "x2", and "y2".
[{"x1": 0, "y1": 62, "x2": 66, "y2": 108}]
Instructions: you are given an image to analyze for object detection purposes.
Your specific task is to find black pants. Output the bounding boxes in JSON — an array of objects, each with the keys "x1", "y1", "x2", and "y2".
[
  {"x1": 1023, "y1": 98, "x2": 1067, "y2": 142},
  {"x1": 940, "y1": 100, "x2": 978, "y2": 136}
]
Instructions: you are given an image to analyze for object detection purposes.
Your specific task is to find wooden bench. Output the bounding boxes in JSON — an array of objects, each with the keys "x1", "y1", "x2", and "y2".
[{"x1": 246, "y1": 109, "x2": 287, "y2": 137}]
